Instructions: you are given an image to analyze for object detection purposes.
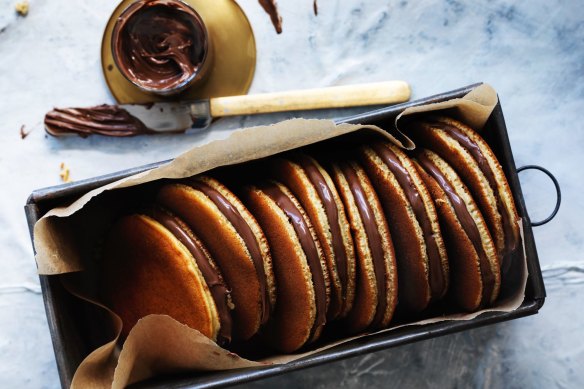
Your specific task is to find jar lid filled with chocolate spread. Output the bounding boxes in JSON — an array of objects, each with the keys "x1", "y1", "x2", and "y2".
[{"x1": 112, "y1": 0, "x2": 212, "y2": 95}]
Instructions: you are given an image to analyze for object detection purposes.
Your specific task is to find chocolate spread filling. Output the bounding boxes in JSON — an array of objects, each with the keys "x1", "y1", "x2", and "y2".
[
  {"x1": 338, "y1": 162, "x2": 387, "y2": 327},
  {"x1": 149, "y1": 208, "x2": 232, "y2": 344},
  {"x1": 113, "y1": 0, "x2": 207, "y2": 90},
  {"x1": 371, "y1": 144, "x2": 446, "y2": 298},
  {"x1": 188, "y1": 179, "x2": 270, "y2": 325},
  {"x1": 292, "y1": 155, "x2": 348, "y2": 304},
  {"x1": 416, "y1": 153, "x2": 495, "y2": 304},
  {"x1": 44, "y1": 105, "x2": 153, "y2": 137},
  {"x1": 432, "y1": 122, "x2": 517, "y2": 269},
  {"x1": 261, "y1": 183, "x2": 326, "y2": 336}
]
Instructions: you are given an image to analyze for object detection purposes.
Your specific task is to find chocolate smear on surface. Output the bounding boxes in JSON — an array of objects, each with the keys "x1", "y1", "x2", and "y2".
[
  {"x1": 44, "y1": 105, "x2": 153, "y2": 137},
  {"x1": 20, "y1": 125, "x2": 30, "y2": 139},
  {"x1": 259, "y1": 0, "x2": 282, "y2": 34}
]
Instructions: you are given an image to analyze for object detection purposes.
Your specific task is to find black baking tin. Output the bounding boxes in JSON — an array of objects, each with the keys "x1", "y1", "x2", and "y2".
[{"x1": 25, "y1": 83, "x2": 546, "y2": 388}]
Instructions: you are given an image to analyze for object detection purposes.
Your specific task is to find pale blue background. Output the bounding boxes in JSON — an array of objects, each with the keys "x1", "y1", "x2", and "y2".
[{"x1": 0, "y1": 1, "x2": 582, "y2": 387}]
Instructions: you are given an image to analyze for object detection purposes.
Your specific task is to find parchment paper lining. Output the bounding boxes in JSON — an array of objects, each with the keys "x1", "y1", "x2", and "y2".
[{"x1": 32, "y1": 84, "x2": 526, "y2": 389}]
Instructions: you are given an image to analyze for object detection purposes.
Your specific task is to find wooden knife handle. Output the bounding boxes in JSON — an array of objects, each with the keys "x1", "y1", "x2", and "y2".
[{"x1": 209, "y1": 81, "x2": 411, "y2": 117}]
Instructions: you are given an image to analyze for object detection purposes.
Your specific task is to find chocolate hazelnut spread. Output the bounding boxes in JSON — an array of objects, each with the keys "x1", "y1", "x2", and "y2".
[
  {"x1": 187, "y1": 179, "x2": 270, "y2": 325},
  {"x1": 261, "y1": 182, "x2": 327, "y2": 335},
  {"x1": 44, "y1": 105, "x2": 152, "y2": 137},
  {"x1": 112, "y1": 0, "x2": 208, "y2": 92},
  {"x1": 338, "y1": 162, "x2": 387, "y2": 327},
  {"x1": 149, "y1": 207, "x2": 233, "y2": 344},
  {"x1": 292, "y1": 155, "x2": 348, "y2": 306},
  {"x1": 258, "y1": 0, "x2": 282, "y2": 34},
  {"x1": 371, "y1": 144, "x2": 446, "y2": 299},
  {"x1": 416, "y1": 153, "x2": 495, "y2": 304}
]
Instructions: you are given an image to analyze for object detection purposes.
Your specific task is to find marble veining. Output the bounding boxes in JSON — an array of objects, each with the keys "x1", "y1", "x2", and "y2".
[{"x1": 0, "y1": 0, "x2": 583, "y2": 387}]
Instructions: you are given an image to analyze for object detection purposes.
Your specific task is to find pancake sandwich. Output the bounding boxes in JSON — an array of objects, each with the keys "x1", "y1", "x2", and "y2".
[
  {"x1": 414, "y1": 150, "x2": 501, "y2": 310},
  {"x1": 271, "y1": 153, "x2": 356, "y2": 320},
  {"x1": 328, "y1": 159, "x2": 398, "y2": 332},
  {"x1": 157, "y1": 176, "x2": 276, "y2": 341},
  {"x1": 360, "y1": 142, "x2": 449, "y2": 312},
  {"x1": 100, "y1": 207, "x2": 233, "y2": 343},
  {"x1": 408, "y1": 116, "x2": 520, "y2": 274},
  {"x1": 241, "y1": 181, "x2": 330, "y2": 352}
]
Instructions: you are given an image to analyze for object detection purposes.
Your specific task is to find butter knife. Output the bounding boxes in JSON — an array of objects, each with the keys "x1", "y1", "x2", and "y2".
[{"x1": 44, "y1": 81, "x2": 410, "y2": 137}]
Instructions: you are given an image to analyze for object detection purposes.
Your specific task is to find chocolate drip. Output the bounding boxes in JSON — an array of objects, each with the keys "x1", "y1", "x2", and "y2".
[
  {"x1": 292, "y1": 155, "x2": 348, "y2": 305},
  {"x1": 44, "y1": 105, "x2": 152, "y2": 137},
  {"x1": 372, "y1": 144, "x2": 446, "y2": 298},
  {"x1": 188, "y1": 179, "x2": 270, "y2": 325},
  {"x1": 113, "y1": 0, "x2": 206, "y2": 90},
  {"x1": 338, "y1": 162, "x2": 387, "y2": 327},
  {"x1": 258, "y1": 0, "x2": 282, "y2": 34},
  {"x1": 149, "y1": 208, "x2": 232, "y2": 344},
  {"x1": 432, "y1": 122, "x2": 517, "y2": 267},
  {"x1": 416, "y1": 153, "x2": 495, "y2": 304},
  {"x1": 261, "y1": 183, "x2": 326, "y2": 335}
]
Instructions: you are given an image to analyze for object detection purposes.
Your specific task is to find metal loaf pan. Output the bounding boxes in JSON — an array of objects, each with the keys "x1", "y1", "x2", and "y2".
[{"x1": 25, "y1": 83, "x2": 546, "y2": 388}]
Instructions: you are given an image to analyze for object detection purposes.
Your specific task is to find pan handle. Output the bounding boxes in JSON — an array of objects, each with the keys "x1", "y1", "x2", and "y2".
[{"x1": 517, "y1": 165, "x2": 561, "y2": 226}]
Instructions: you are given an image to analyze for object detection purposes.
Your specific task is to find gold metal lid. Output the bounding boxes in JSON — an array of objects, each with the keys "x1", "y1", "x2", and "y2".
[{"x1": 101, "y1": 0, "x2": 256, "y2": 103}]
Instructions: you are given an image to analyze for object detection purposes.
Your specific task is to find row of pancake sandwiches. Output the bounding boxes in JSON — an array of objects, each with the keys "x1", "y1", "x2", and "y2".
[{"x1": 101, "y1": 116, "x2": 521, "y2": 353}]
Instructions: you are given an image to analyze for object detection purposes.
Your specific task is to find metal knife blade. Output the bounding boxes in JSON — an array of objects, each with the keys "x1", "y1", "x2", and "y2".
[{"x1": 123, "y1": 100, "x2": 211, "y2": 132}]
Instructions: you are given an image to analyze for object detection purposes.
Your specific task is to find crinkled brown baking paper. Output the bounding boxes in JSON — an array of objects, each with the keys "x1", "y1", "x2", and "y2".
[{"x1": 33, "y1": 84, "x2": 526, "y2": 388}]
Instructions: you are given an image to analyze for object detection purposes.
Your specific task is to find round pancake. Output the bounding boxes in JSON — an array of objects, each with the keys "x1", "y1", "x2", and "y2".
[
  {"x1": 157, "y1": 176, "x2": 275, "y2": 341},
  {"x1": 100, "y1": 214, "x2": 220, "y2": 340},
  {"x1": 408, "y1": 116, "x2": 520, "y2": 273},
  {"x1": 241, "y1": 181, "x2": 330, "y2": 352},
  {"x1": 270, "y1": 153, "x2": 356, "y2": 320},
  {"x1": 329, "y1": 160, "x2": 398, "y2": 332},
  {"x1": 414, "y1": 150, "x2": 501, "y2": 309},
  {"x1": 361, "y1": 142, "x2": 449, "y2": 312}
]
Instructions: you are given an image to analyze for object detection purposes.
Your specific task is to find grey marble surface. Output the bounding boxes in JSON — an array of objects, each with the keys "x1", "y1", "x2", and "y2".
[{"x1": 0, "y1": 0, "x2": 582, "y2": 388}]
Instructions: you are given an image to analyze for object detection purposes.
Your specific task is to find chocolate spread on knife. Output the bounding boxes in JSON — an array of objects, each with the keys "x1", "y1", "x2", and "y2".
[
  {"x1": 261, "y1": 183, "x2": 327, "y2": 335},
  {"x1": 292, "y1": 155, "x2": 348, "y2": 304},
  {"x1": 149, "y1": 207, "x2": 233, "y2": 344},
  {"x1": 416, "y1": 153, "x2": 495, "y2": 304},
  {"x1": 113, "y1": 0, "x2": 207, "y2": 91},
  {"x1": 338, "y1": 162, "x2": 387, "y2": 327},
  {"x1": 431, "y1": 122, "x2": 518, "y2": 269},
  {"x1": 371, "y1": 144, "x2": 446, "y2": 299},
  {"x1": 44, "y1": 105, "x2": 153, "y2": 137},
  {"x1": 187, "y1": 179, "x2": 270, "y2": 325}
]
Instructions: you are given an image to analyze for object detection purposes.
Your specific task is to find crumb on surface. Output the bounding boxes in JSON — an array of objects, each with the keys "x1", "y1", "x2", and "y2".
[
  {"x1": 15, "y1": 0, "x2": 29, "y2": 16},
  {"x1": 59, "y1": 162, "x2": 72, "y2": 183}
]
